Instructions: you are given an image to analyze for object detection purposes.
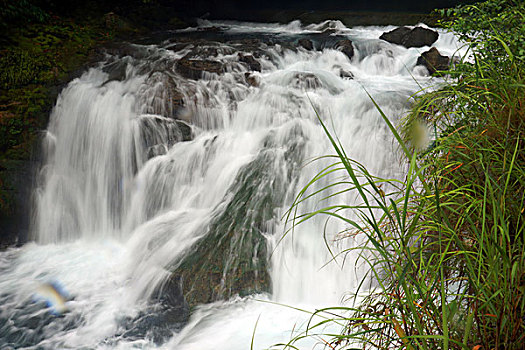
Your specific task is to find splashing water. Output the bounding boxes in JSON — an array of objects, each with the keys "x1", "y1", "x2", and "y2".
[{"x1": 0, "y1": 20, "x2": 464, "y2": 349}]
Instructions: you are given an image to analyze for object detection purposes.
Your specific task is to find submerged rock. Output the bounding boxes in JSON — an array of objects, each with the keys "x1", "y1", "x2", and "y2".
[
  {"x1": 238, "y1": 53, "x2": 262, "y2": 72},
  {"x1": 102, "y1": 60, "x2": 128, "y2": 83},
  {"x1": 298, "y1": 38, "x2": 314, "y2": 50},
  {"x1": 292, "y1": 72, "x2": 322, "y2": 90},
  {"x1": 176, "y1": 56, "x2": 224, "y2": 80},
  {"x1": 335, "y1": 39, "x2": 354, "y2": 59},
  {"x1": 416, "y1": 47, "x2": 450, "y2": 75},
  {"x1": 380, "y1": 26, "x2": 438, "y2": 48},
  {"x1": 175, "y1": 120, "x2": 192, "y2": 142},
  {"x1": 119, "y1": 276, "x2": 189, "y2": 344},
  {"x1": 170, "y1": 88, "x2": 185, "y2": 112},
  {"x1": 151, "y1": 275, "x2": 189, "y2": 320},
  {"x1": 140, "y1": 116, "x2": 193, "y2": 160}
]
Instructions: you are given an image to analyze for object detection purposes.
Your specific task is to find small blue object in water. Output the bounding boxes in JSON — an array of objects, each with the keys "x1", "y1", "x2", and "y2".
[{"x1": 33, "y1": 280, "x2": 70, "y2": 315}]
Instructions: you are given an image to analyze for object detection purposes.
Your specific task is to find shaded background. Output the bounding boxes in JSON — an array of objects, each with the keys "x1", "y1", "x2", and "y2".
[{"x1": 31, "y1": 0, "x2": 476, "y2": 22}]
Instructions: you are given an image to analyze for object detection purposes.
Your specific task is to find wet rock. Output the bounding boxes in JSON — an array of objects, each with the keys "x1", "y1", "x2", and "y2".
[
  {"x1": 244, "y1": 72, "x2": 260, "y2": 87},
  {"x1": 120, "y1": 276, "x2": 189, "y2": 344},
  {"x1": 169, "y1": 150, "x2": 285, "y2": 307},
  {"x1": 380, "y1": 26, "x2": 438, "y2": 48},
  {"x1": 153, "y1": 75, "x2": 185, "y2": 118},
  {"x1": 147, "y1": 144, "x2": 168, "y2": 159},
  {"x1": 292, "y1": 72, "x2": 322, "y2": 90},
  {"x1": 165, "y1": 42, "x2": 192, "y2": 52},
  {"x1": 298, "y1": 38, "x2": 314, "y2": 50},
  {"x1": 175, "y1": 120, "x2": 193, "y2": 142},
  {"x1": 339, "y1": 68, "x2": 354, "y2": 79},
  {"x1": 335, "y1": 39, "x2": 354, "y2": 59},
  {"x1": 379, "y1": 26, "x2": 411, "y2": 45},
  {"x1": 0, "y1": 159, "x2": 36, "y2": 248},
  {"x1": 416, "y1": 47, "x2": 450, "y2": 75},
  {"x1": 195, "y1": 46, "x2": 219, "y2": 57},
  {"x1": 98, "y1": 42, "x2": 140, "y2": 58},
  {"x1": 140, "y1": 116, "x2": 193, "y2": 160},
  {"x1": 197, "y1": 26, "x2": 225, "y2": 32},
  {"x1": 151, "y1": 275, "x2": 189, "y2": 319},
  {"x1": 316, "y1": 20, "x2": 341, "y2": 34},
  {"x1": 229, "y1": 38, "x2": 266, "y2": 57},
  {"x1": 176, "y1": 56, "x2": 224, "y2": 80},
  {"x1": 102, "y1": 60, "x2": 127, "y2": 83},
  {"x1": 183, "y1": 43, "x2": 235, "y2": 58},
  {"x1": 238, "y1": 53, "x2": 261, "y2": 72},
  {"x1": 233, "y1": 38, "x2": 262, "y2": 47},
  {"x1": 322, "y1": 28, "x2": 337, "y2": 35},
  {"x1": 171, "y1": 88, "x2": 185, "y2": 109}
]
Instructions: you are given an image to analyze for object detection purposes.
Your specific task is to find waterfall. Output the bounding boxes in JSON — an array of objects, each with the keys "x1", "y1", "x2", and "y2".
[{"x1": 0, "y1": 21, "x2": 464, "y2": 349}]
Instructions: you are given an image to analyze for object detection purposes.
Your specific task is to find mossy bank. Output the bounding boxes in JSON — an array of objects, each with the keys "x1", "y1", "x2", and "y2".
[{"x1": 0, "y1": 2, "x2": 190, "y2": 247}]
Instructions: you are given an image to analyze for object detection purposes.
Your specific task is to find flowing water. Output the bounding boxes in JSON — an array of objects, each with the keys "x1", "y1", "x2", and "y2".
[{"x1": 0, "y1": 20, "x2": 464, "y2": 349}]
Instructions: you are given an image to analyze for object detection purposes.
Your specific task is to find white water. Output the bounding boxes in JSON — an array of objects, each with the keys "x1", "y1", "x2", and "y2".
[{"x1": 0, "y1": 21, "x2": 464, "y2": 349}]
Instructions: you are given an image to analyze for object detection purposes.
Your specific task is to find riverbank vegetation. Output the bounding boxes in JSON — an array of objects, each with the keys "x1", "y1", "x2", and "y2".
[
  {"x1": 287, "y1": 0, "x2": 524, "y2": 348},
  {"x1": 0, "y1": 4, "x2": 103, "y2": 243}
]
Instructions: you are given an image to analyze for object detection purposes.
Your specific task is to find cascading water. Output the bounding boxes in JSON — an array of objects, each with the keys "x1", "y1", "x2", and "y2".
[{"x1": 0, "y1": 20, "x2": 465, "y2": 349}]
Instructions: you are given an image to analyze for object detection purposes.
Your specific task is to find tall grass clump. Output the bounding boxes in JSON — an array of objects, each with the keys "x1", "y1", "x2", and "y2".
[{"x1": 284, "y1": 0, "x2": 524, "y2": 349}]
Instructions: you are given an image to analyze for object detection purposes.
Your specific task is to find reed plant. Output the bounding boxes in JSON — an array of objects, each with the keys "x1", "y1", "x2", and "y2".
[{"x1": 283, "y1": 0, "x2": 524, "y2": 348}]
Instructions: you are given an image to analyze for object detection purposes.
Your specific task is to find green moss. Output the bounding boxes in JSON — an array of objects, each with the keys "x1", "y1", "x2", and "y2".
[
  {"x1": 172, "y1": 149, "x2": 295, "y2": 306},
  {"x1": 0, "y1": 49, "x2": 48, "y2": 89}
]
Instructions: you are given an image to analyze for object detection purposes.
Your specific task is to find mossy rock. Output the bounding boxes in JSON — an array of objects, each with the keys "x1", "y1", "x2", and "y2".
[
  {"x1": 173, "y1": 151, "x2": 277, "y2": 306},
  {"x1": 171, "y1": 127, "x2": 307, "y2": 307},
  {"x1": 175, "y1": 227, "x2": 270, "y2": 306}
]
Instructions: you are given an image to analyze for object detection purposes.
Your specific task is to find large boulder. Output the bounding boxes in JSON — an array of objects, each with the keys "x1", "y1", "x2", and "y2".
[
  {"x1": 380, "y1": 26, "x2": 438, "y2": 48},
  {"x1": 335, "y1": 39, "x2": 354, "y2": 59},
  {"x1": 168, "y1": 146, "x2": 298, "y2": 307},
  {"x1": 416, "y1": 47, "x2": 450, "y2": 75}
]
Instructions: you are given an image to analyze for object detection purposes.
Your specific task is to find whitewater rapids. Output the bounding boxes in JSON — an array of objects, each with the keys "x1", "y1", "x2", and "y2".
[{"x1": 0, "y1": 20, "x2": 465, "y2": 349}]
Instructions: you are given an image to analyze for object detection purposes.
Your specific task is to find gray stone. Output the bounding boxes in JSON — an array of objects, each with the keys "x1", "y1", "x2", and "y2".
[
  {"x1": 244, "y1": 72, "x2": 260, "y2": 87},
  {"x1": 238, "y1": 53, "x2": 262, "y2": 72},
  {"x1": 298, "y1": 38, "x2": 314, "y2": 50},
  {"x1": 380, "y1": 26, "x2": 438, "y2": 48},
  {"x1": 335, "y1": 39, "x2": 354, "y2": 59},
  {"x1": 416, "y1": 47, "x2": 450, "y2": 75}
]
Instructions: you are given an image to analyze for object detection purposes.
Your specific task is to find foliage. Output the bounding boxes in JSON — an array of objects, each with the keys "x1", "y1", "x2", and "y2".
[
  {"x1": 0, "y1": 14, "x2": 117, "y2": 237},
  {"x1": 282, "y1": 0, "x2": 524, "y2": 349},
  {"x1": 0, "y1": 49, "x2": 49, "y2": 89},
  {"x1": 437, "y1": 0, "x2": 525, "y2": 63},
  {"x1": 0, "y1": 0, "x2": 49, "y2": 30}
]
